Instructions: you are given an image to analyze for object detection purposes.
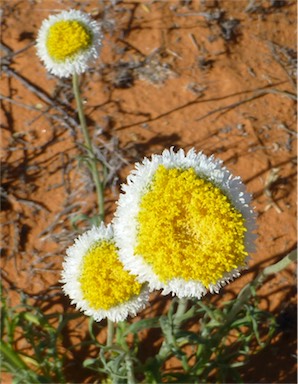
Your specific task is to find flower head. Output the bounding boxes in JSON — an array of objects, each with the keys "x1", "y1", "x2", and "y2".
[
  {"x1": 113, "y1": 148, "x2": 256, "y2": 299},
  {"x1": 61, "y1": 224, "x2": 149, "y2": 322},
  {"x1": 36, "y1": 9, "x2": 102, "y2": 78}
]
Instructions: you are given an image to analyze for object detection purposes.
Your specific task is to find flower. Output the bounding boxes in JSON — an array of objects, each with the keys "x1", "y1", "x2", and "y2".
[
  {"x1": 36, "y1": 9, "x2": 102, "y2": 78},
  {"x1": 113, "y1": 148, "x2": 257, "y2": 299},
  {"x1": 61, "y1": 224, "x2": 149, "y2": 322}
]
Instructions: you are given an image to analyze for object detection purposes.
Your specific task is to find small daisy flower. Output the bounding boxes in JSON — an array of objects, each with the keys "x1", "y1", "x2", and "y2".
[
  {"x1": 61, "y1": 224, "x2": 149, "y2": 322},
  {"x1": 36, "y1": 9, "x2": 102, "y2": 78},
  {"x1": 113, "y1": 148, "x2": 257, "y2": 299}
]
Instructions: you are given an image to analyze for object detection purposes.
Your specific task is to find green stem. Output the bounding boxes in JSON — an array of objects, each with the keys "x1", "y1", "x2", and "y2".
[
  {"x1": 107, "y1": 319, "x2": 114, "y2": 347},
  {"x1": 175, "y1": 298, "x2": 188, "y2": 323},
  {"x1": 72, "y1": 72, "x2": 105, "y2": 223},
  {"x1": 125, "y1": 354, "x2": 137, "y2": 384},
  {"x1": 0, "y1": 341, "x2": 29, "y2": 371}
]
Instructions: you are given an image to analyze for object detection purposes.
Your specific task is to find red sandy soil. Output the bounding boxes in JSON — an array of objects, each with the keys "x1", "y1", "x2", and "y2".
[{"x1": 1, "y1": 0, "x2": 297, "y2": 383}]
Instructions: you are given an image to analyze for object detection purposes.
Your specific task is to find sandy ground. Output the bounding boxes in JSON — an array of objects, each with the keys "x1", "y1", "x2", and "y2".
[{"x1": 1, "y1": 0, "x2": 297, "y2": 383}]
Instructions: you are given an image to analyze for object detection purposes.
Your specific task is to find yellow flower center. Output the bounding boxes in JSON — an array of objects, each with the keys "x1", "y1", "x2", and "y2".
[
  {"x1": 79, "y1": 241, "x2": 142, "y2": 310},
  {"x1": 46, "y1": 20, "x2": 92, "y2": 62},
  {"x1": 135, "y1": 165, "x2": 247, "y2": 287}
]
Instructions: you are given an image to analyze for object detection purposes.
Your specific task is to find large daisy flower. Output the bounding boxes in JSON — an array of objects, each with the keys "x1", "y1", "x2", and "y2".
[
  {"x1": 36, "y1": 9, "x2": 102, "y2": 78},
  {"x1": 61, "y1": 224, "x2": 149, "y2": 322},
  {"x1": 113, "y1": 148, "x2": 257, "y2": 299}
]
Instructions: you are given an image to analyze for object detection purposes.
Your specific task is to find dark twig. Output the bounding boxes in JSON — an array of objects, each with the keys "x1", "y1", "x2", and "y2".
[
  {"x1": 267, "y1": 41, "x2": 297, "y2": 91},
  {"x1": 38, "y1": 203, "x2": 81, "y2": 238},
  {"x1": 0, "y1": 41, "x2": 35, "y2": 60},
  {"x1": 2, "y1": 66, "x2": 79, "y2": 130},
  {"x1": 196, "y1": 88, "x2": 296, "y2": 122},
  {"x1": 17, "y1": 198, "x2": 51, "y2": 212},
  {"x1": 0, "y1": 94, "x2": 45, "y2": 111},
  {"x1": 0, "y1": 94, "x2": 77, "y2": 133},
  {"x1": 0, "y1": 42, "x2": 13, "y2": 55}
]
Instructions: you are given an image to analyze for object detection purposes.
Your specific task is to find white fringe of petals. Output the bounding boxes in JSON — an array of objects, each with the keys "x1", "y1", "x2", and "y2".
[{"x1": 60, "y1": 224, "x2": 149, "y2": 322}]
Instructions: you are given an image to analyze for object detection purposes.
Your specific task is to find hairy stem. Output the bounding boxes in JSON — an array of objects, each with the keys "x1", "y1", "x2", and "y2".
[
  {"x1": 125, "y1": 354, "x2": 137, "y2": 384},
  {"x1": 72, "y1": 72, "x2": 105, "y2": 223},
  {"x1": 107, "y1": 319, "x2": 114, "y2": 347},
  {"x1": 174, "y1": 298, "x2": 189, "y2": 326}
]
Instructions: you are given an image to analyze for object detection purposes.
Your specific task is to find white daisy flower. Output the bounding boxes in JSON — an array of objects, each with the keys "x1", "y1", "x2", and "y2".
[
  {"x1": 113, "y1": 147, "x2": 257, "y2": 299},
  {"x1": 36, "y1": 9, "x2": 103, "y2": 78},
  {"x1": 61, "y1": 224, "x2": 149, "y2": 322}
]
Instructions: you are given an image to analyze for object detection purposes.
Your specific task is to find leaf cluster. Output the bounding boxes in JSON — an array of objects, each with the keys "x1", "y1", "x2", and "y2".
[
  {"x1": 1, "y1": 287, "x2": 81, "y2": 384},
  {"x1": 2, "y1": 247, "x2": 296, "y2": 384},
  {"x1": 83, "y1": 289, "x2": 276, "y2": 383}
]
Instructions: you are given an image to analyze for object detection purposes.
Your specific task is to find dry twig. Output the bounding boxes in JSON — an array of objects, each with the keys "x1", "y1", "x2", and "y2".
[
  {"x1": 195, "y1": 88, "x2": 296, "y2": 122},
  {"x1": 264, "y1": 168, "x2": 283, "y2": 213}
]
